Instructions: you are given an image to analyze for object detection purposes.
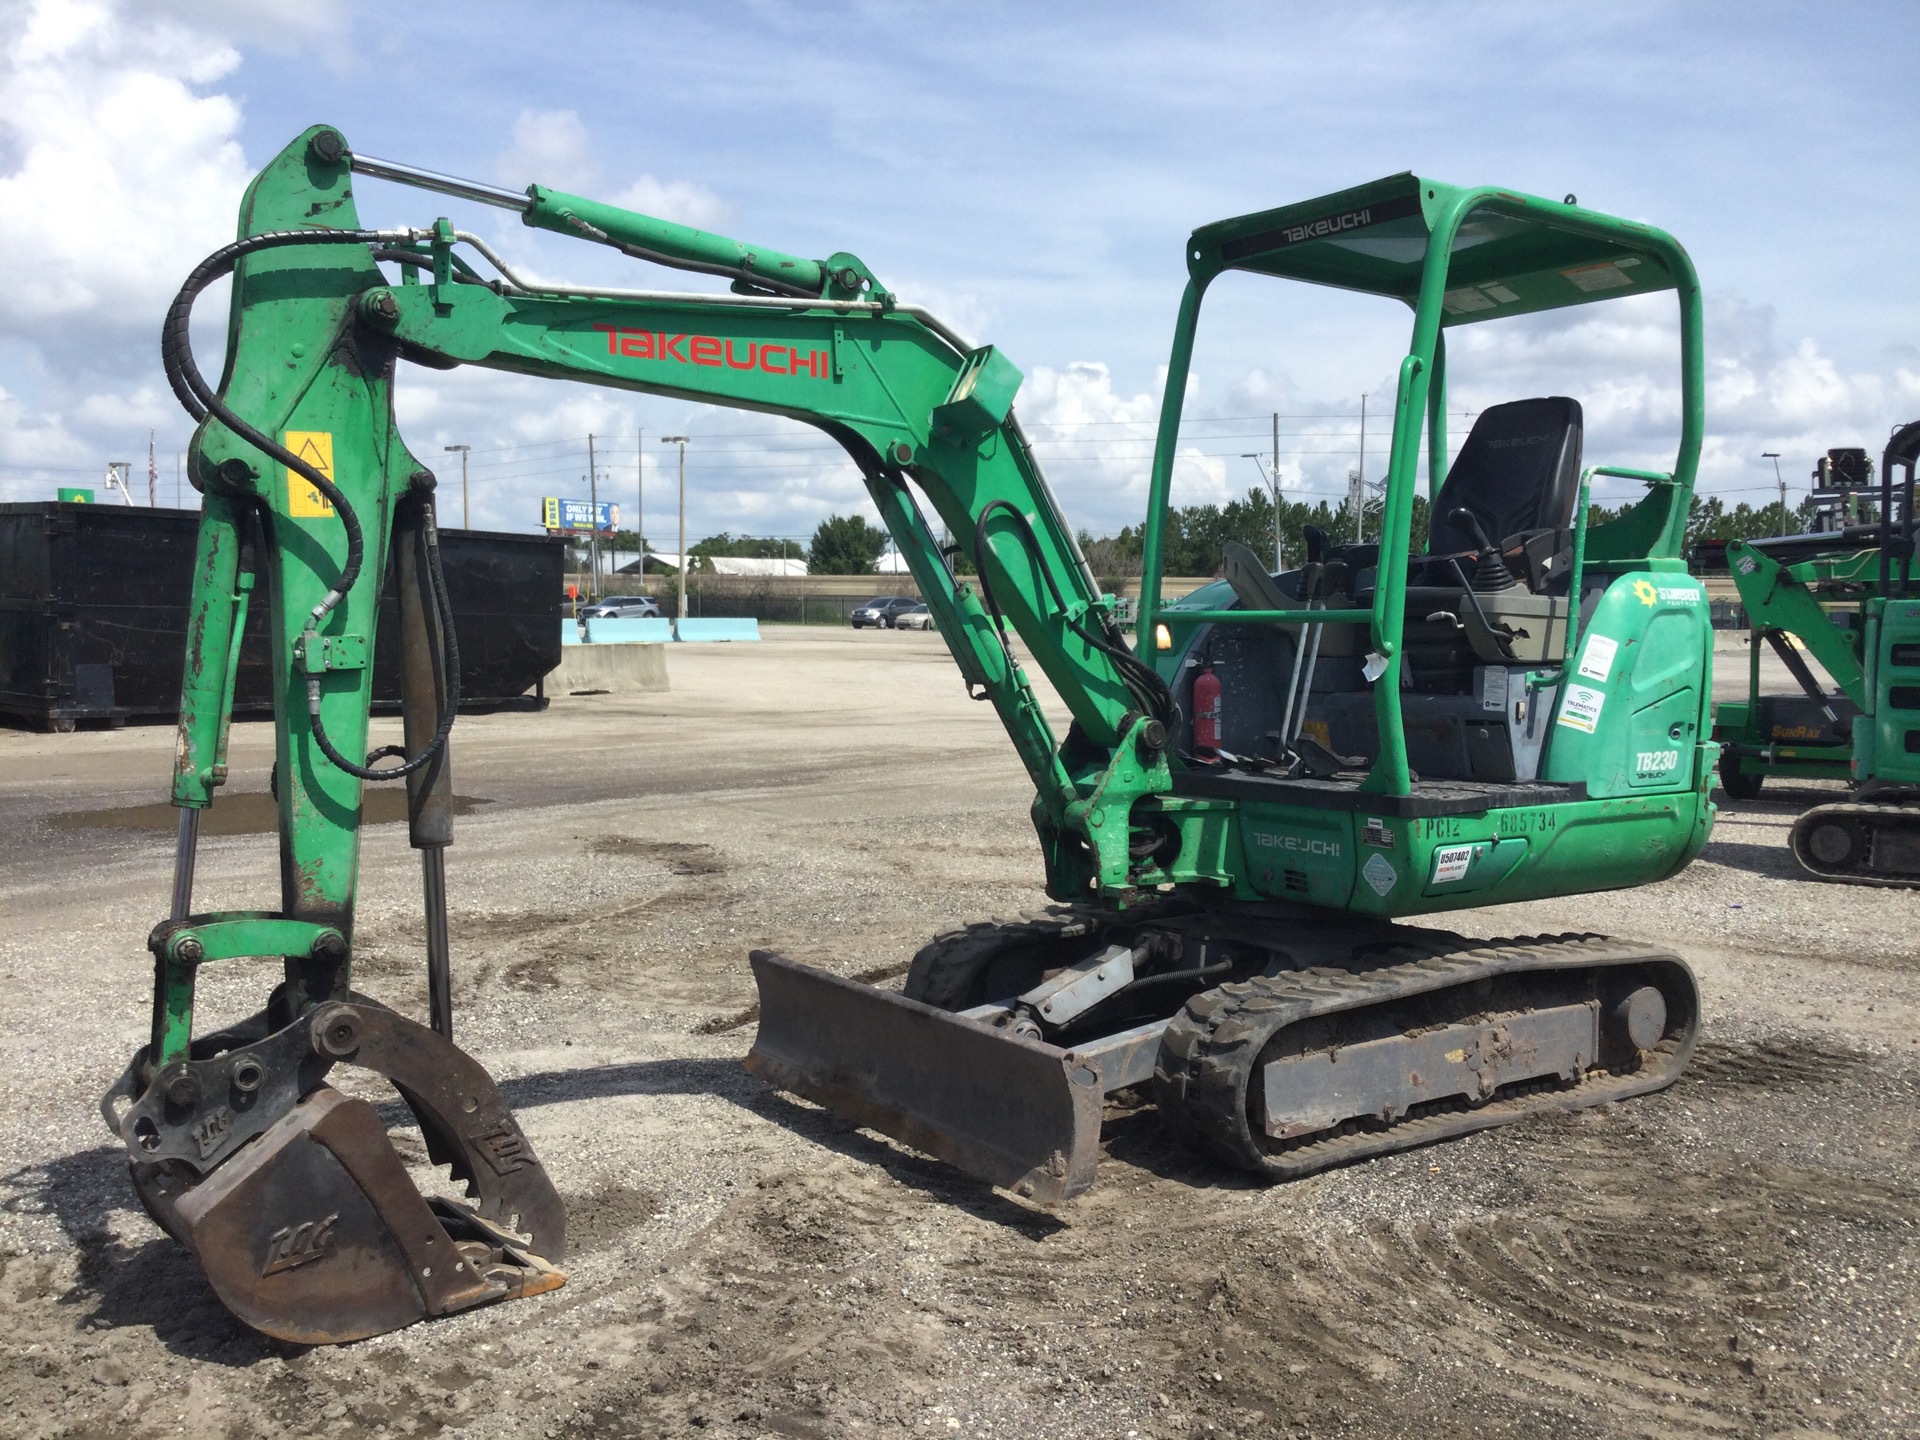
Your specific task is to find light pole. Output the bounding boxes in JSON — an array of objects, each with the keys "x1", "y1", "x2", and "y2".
[
  {"x1": 1240, "y1": 453, "x2": 1284, "y2": 572},
  {"x1": 1763, "y1": 451, "x2": 1785, "y2": 536},
  {"x1": 586, "y1": 433, "x2": 601, "y2": 601},
  {"x1": 661, "y1": 436, "x2": 690, "y2": 621},
  {"x1": 443, "y1": 444, "x2": 470, "y2": 529}
]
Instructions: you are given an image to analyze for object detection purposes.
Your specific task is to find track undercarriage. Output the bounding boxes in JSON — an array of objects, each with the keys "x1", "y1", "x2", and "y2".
[
  {"x1": 1789, "y1": 794, "x2": 1920, "y2": 887},
  {"x1": 748, "y1": 910, "x2": 1699, "y2": 1203}
]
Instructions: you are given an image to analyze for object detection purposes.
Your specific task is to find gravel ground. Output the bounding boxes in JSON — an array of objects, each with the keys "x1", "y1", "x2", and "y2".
[{"x1": 0, "y1": 627, "x2": 1913, "y2": 1440}]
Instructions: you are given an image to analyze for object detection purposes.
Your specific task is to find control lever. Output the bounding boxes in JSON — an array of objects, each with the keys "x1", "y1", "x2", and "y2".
[{"x1": 1449, "y1": 508, "x2": 1518, "y2": 592}]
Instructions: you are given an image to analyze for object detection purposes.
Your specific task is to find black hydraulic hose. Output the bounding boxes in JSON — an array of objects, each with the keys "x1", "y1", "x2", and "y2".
[
  {"x1": 307, "y1": 498, "x2": 461, "y2": 782},
  {"x1": 163, "y1": 226, "x2": 460, "y2": 782},
  {"x1": 163, "y1": 228, "x2": 385, "y2": 616},
  {"x1": 970, "y1": 499, "x2": 1179, "y2": 734}
]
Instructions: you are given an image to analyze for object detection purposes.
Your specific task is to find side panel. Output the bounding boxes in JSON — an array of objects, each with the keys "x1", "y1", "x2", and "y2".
[
  {"x1": 1338, "y1": 793, "x2": 1711, "y2": 918},
  {"x1": 1542, "y1": 573, "x2": 1713, "y2": 799},
  {"x1": 1870, "y1": 597, "x2": 1920, "y2": 785}
]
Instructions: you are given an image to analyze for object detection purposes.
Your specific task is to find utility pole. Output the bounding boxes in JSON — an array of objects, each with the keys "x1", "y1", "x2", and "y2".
[
  {"x1": 586, "y1": 432, "x2": 600, "y2": 601},
  {"x1": 1763, "y1": 451, "x2": 1785, "y2": 536},
  {"x1": 1272, "y1": 411, "x2": 1282, "y2": 571},
  {"x1": 443, "y1": 443, "x2": 471, "y2": 529},
  {"x1": 662, "y1": 436, "x2": 690, "y2": 621},
  {"x1": 1241, "y1": 453, "x2": 1284, "y2": 572},
  {"x1": 636, "y1": 427, "x2": 645, "y2": 583},
  {"x1": 1355, "y1": 395, "x2": 1368, "y2": 543}
]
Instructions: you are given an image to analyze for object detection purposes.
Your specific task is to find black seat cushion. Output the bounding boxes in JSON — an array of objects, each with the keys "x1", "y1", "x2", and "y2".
[{"x1": 1428, "y1": 397, "x2": 1583, "y2": 556}]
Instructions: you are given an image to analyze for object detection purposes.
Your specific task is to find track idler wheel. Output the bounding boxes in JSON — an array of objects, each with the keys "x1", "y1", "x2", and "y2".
[{"x1": 104, "y1": 1000, "x2": 565, "y2": 1344}]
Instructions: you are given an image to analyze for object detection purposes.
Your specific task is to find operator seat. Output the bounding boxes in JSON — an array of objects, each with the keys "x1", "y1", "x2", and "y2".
[{"x1": 1426, "y1": 396, "x2": 1583, "y2": 559}]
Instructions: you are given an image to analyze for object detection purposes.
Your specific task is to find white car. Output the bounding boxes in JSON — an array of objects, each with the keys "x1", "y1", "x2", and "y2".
[{"x1": 893, "y1": 604, "x2": 936, "y2": 631}]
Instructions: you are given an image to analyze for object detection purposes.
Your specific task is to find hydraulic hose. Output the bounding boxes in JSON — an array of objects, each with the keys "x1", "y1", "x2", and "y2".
[
  {"x1": 970, "y1": 499, "x2": 1179, "y2": 735},
  {"x1": 162, "y1": 226, "x2": 460, "y2": 781}
]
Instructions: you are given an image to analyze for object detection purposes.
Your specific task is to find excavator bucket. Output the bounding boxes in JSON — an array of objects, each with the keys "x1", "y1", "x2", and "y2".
[
  {"x1": 745, "y1": 951, "x2": 1105, "y2": 1204},
  {"x1": 108, "y1": 1000, "x2": 566, "y2": 1344},
  {"x1": 148, "y1": 1088, "x2": 561, "y2": 1344}
]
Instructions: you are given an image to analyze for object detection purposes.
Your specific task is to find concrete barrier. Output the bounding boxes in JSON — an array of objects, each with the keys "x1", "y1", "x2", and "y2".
[
  {"x1": 675, "y1": 618, "x2": 760, "y2": 642},
  {"x1": 561, "y1": 620, "x2": 585, "y2": 646},
  {"x1": 545, "y1": 642, "x2": 669, "y2": 695},
  {"x1": 586, "y1": 616, "x2": 675, "y2": 644}
]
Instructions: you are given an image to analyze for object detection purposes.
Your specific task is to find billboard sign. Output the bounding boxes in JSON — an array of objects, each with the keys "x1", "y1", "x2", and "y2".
[
  {"x1": 57, "y1": 488, "x2": 94, "y2": 503},
  {"x1": 542, "y1": 497, "x2": 619, "y2": 533}
]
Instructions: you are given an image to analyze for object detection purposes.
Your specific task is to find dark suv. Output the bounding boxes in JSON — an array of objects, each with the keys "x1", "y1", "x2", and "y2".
[
  {"x1": 850, "y1": 596, "x2": 918, "y2": 629},
  {"x1": 581, "y1": 594, "x2": 662, "y2": 620}
]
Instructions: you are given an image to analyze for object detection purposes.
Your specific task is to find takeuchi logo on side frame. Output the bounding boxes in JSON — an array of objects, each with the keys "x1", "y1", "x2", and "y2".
[{"x1": 591, "y1": 325, "x2": 830, "y2": 379}]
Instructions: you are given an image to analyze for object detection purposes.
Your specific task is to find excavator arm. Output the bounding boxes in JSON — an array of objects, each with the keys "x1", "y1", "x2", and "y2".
[
  {"x1": 106, "y1": 125, "x2": 1206, "y2": 1343},
  {"x1": 197, "y1": 126, "x2": 1197, "y2": 899}
]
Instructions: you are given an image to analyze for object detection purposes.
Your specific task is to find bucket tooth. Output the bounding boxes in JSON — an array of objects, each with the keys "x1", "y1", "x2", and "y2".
[{"x1": 745, "y1": 950, "x2": 1104, "y2": 1204}]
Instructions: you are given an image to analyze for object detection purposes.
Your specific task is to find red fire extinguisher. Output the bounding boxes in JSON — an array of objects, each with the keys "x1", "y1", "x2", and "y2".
[{"x1": 1192, "y1": 662, "x2": 1222, "y2": 757}]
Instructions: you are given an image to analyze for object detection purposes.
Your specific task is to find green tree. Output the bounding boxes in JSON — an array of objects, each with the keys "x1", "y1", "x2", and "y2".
[
  {"x1": 808, "y1": 513, "x2": 889, "y2": 574},
  {"x1": 692, "y1": 532, "x2": 805, "y2": 561}
]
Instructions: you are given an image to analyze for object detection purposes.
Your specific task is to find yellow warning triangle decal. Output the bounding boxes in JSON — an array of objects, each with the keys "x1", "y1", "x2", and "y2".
[{"x1": 293, "y1": 435, "x2": 332, "y2": 475}]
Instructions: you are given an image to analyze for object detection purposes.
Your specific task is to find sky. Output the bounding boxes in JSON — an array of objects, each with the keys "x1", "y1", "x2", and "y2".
[{"x1": 2, "y1": 0, "x2": 1916, "y2": 549}]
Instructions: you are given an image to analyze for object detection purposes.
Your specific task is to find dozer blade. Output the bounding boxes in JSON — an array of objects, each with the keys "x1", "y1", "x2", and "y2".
[
  {"x1": 109, "y1": 999, "x2": 566, "y2": 1344},
  {"x1": 745, "y1": 950, "x2": 1104, "y2": 1204}
]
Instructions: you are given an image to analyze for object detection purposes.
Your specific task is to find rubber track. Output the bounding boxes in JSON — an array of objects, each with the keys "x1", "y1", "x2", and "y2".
[
  {"x1": 1153, "y1": 931, "x2": 1697, "y2": 1180},
  {"x1": 1788, "y1": 801, "x2": 1920, "y2": 889}
]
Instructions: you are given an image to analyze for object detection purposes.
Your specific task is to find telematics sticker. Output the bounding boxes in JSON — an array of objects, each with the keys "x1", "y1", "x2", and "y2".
[
  {"x1": 1362, "y1": 853, "x2": 1398, "y2": 896},
  {"x1": 1557, "y1": 685, "x2": 1606, "y2": 734},
  {"x1": 1431, "y1": 844, "x2": 1474, "y2": 884},
  {"x1": 1576, "y1": 633, "x2": 1618, "y2": 683}
]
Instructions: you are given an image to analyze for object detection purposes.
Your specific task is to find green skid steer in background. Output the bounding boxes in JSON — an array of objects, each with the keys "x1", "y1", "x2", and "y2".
[{"x1": 108, "y1": 128, "x2": 1716, "y2": 1345}]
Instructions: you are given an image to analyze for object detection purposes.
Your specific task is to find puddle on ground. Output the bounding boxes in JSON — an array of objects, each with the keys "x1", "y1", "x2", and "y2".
[{"x1": 50, "y1": 789, "x2": 490, "y2": 835}]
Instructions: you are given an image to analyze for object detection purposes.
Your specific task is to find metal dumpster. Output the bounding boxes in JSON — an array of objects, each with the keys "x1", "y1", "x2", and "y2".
[{"x1": 0, "y1": 502, "x2": 562, "y2": 730}]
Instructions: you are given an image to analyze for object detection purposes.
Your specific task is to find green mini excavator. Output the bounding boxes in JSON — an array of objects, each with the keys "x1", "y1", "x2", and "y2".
[
  {"x1": 109, "y1": 126, "x2": 1714, "y2": 1343},
  {"x1": 1709, "y1": 422, "x2": 1920, "y2": 883}
]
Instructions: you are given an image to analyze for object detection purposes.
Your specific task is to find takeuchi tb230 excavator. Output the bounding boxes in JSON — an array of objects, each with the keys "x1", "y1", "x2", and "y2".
[{"x1": 108, "y1": 125, "x2": 1715, "y2": 1344}]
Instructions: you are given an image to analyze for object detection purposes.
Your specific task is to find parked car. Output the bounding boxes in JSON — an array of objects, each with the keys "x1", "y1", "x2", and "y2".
[
  {"x1": 892, "y1": 603, "x2": 936, "y2": 631},
  {"x1": 850, "y1": 596, "x2": 918, "y2": 629},
  {"x1": 580, "y1": 594, "x2": 661, "y2": 620}
]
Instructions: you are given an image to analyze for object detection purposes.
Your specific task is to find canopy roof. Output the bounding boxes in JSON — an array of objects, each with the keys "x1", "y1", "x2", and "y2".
[{"x1": 1188, "y1": 174, "x2": 1679, "y2": 325}]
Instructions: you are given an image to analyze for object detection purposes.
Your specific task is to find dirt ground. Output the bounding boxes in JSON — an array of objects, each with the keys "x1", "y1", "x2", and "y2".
[{"x1": 0, "y1": 628, "x2": 1915, "y2": 1440}]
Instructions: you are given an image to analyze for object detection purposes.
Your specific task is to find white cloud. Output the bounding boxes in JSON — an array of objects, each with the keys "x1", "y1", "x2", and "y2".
[
  {"x1": 1445, "y1": 292, "x2": 1920, "y2": 508},
  {"x1": 494, "y1": 106, "x2": 733, "y2": 231},
  {"x1": 0, "y1": 1, "x2": 250, "y2": 331},
  {"x1": 493, "y1": 108, "x2": 598, "y2": 193},
  {"x1": 0, "y1": 0, "x2": 272, "y2": 496},
  {"x1": 607, "y1": 175, "x2": 733, "y2": 233}
]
